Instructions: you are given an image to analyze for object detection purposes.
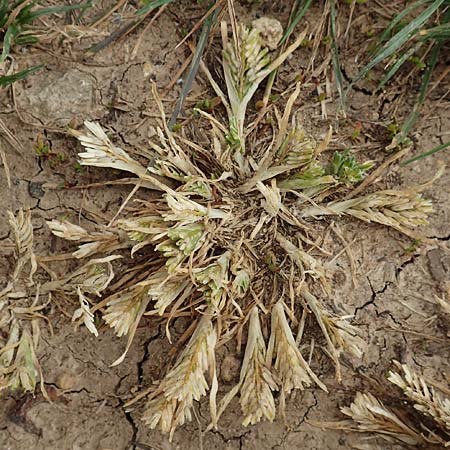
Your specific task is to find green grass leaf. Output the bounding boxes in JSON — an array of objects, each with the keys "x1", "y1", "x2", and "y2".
[
  {"x1": 401, "y1": 140, "x2": 450, "y2": 165},
  {"x1": 378, "y1": 41, "x2": 423, "y2": 90},
  {"x1": 378, "y1": 0, "x2": 434, "y2": 43},
  {"x1": 137, "y1": 0, "x2": 175, "y2": 16},
  {"x1": 419, "y1": 22, "x2": 450, "y2": 40},
  {"x1": 169, "y1": 2, "x2": 220, "y2": 128},
  {"x1": 0, "y1": 64, "x2": 44, "y2": 88},
  {"x1": 349, "y1": 0, "x2": 444, "y2": 89},
  {"x1": 330, "y1": 0, "x2": 345, "y2": 109},
  {"x1": 27, "y1": 2, "x2": 92, "y2": 22},
  {"x1": 388, "y1": 40, "x2": 443, "y2": 149},
  {"x1": 280, "y1": 0, "x2": 313, "y2": 45}
]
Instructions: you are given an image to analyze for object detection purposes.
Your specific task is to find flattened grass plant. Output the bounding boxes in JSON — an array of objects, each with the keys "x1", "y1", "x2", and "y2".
[{"x1": 44, "y1": 20, "x2": 438, "y2": 437}]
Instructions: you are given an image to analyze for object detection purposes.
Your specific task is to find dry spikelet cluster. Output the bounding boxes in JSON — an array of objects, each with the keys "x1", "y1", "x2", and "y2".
[
  {"x1": 0, "y1": 210, "x2": 121, "y2": 393},
  {"x1": 4, "y1": 18, "x2": 435, "y2": 437},
  {"x1": 1, "y1": 210, "x2": 42, "y2": 393},
  {"x1": 342, "y1": 362, "x2": 450, "y2": 446}
]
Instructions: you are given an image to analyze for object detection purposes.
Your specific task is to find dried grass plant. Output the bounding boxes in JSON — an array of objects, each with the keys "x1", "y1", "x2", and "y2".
[
  {"x1": 340, "y1": 362, "x2": 450, "y2": 447},
  {"x1": 1, "y1": 16, "x2": 440, "y2": 438}
]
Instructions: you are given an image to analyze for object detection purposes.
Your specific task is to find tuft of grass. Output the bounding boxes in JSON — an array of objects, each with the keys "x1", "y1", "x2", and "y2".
[
  {"x1": 0, "y1": 0, "x2": 90, "y2": 87},
  {"x1": 41, "y1": 17, "x2": 440, "y2": 438},
  {"x1": 349, "y1": 0, "x2": 450, "y2": 152},
  {"x1": 0, "y1": 0, "x2": 91, "y2": 61}
]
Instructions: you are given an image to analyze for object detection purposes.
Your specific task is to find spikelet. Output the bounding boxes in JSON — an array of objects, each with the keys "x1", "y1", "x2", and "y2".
[
  {"x1": 222, "y1": 23, "x2": 270, "y2": 109},
  {"x1": 142, "y1": 314, "x2": 217, "y2": 439},
  {"x1": 72, "y1": 121, "x2": 148, "y2": 177},
  {"x1": 167, "y1": 223, "x2": 205, "y2": 256},
  {"x1": 72, "y1": 287, "x2": 99, "y2": 337},
  {"x1": 47, "y1": 219, "x2": 95, "y2": 241},
  {"x1": 239, "y1": 307, "x2": 277, "y2": 426},
  {"x1": 47, "y1": 219, "x2": 121, "y2": 258},
  {"x1": 148, "y1": 273, "x2": 192, "y2": 316},
  {"x1": 57, "y1": 255, "x2": 120, "y2": 297},
  {"x1": 7, "y1": 209, "x2": 37, "y2": 284},
  {"x1": 6, "y1": 326, "x2": 41, "y2": 393},
  {"x1": 279, "y1": 128, "x2": 315, "y2": 168},
  {"x1": 341, "y1": 392, "x2": 425, "y2": 445},
  {"x1": 103, "y1": 281, "x2": 151, "y2": 338},
  {"x1": 256, "y1": 180, "x2": 282, "y2": 218},
  {"x1": 104, "y1": 281, "x2": 152, "y2": 367},
  {"x1": 231, "y1": 269, "x2": 251, "y2": 299},
  {"x1": 388, "y1": 362, "x2": 450, "y2": 435},
  {"x1": 267, "y1": 302, "x2": 327, "y2": 393},
  {"x1": 321, "y1": 314, "x2": 365, "y2": 359},
  {"x1": 279, "y1": 161, "x2": 336, "y2": 191},
  {"x1": 220, "y1": 21, "x2": 307, "y2": 172},
  {"x1": 302, "y1": 189, "x2": 433, "y2": 239},
  {"x1": 163, "y1": 192, "x2": 228, "y2": 222},
  {"x1": 194, "y1": 252, "x2": 231, "y2": 310},
  {"x1": 0, "y1": 318, "x2": 19, "y2": 368},
  {"x1": 302, "y1": 291, "x2": 364, "y2": 381},
  {"x1": 117, "y1": 215, "x2": 167, "y2": 242}
]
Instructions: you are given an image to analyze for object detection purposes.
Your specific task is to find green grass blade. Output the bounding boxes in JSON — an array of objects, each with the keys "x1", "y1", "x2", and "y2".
[
  {"x1": 137, "y1": 0, "x2": 175, "y2": 16},
  {"x1": 27, "y1": 2, "x2": 92, "y2": 22},
  {"x1": 168, "y1": 3, "x2": 220, "y2": 128},
  {"x1": 330, "y1": 0, "x2": 345, "y2": 110},
  {"x1": 0, "y1": 64, "x2": 44, "y2": 88},
  {"x1": 419, "y1": 22, "x2": 450, "y2": 40},
  {"x1": 379, "y1": 0, "x2": 433, "y2": 42},
  {"x1": 378, "y1": 41, "x2": 423, "y2": 90},
  {"x1": 0, "y1": 23, "x2": 18, "y2": 62},
  {"x1": 279, "y1": 0, "x2": 313, "y2": 45},
  {"x1": 261, "y1": 0, "x2": 313, "y2": 110},
  {"x1": 0, "y1": 0, "x2": 9, "y2": 28},
  {"x1": 389, "y1": 41, "x2": 442, "y2": 149},
  {"x1": 401, "y1": 140, "x2": 450, "y2": 165},
  {"x1": 350, "y1": 0, "x2": 444, "y2": 88}
]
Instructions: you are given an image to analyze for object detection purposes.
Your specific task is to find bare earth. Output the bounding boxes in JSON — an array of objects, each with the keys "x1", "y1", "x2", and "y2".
[{"x1": 1, "y1": 1, "x2": 449, "y2": 450}]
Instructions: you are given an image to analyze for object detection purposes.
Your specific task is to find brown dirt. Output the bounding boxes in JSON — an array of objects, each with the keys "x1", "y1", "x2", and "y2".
[{"x1": 1, "y1": 1, "x2": 449, "y2": 450}]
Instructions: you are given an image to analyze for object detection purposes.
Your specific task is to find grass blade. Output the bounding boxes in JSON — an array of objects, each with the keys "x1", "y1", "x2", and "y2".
[
  {"x1": 260, "y1": 0, "x2": 313, "y2": 110},
  {"x1": 401, "y1": 140, "x2": 450, "y2": 165},
  {"x1": 0, "y1": 64, "x2": 44, "y2": 88},
  {"x1": 349, "y1": 0, "x2": 444, "y2": 88},
  {"x1": 419, "y1": 22, "x2": 450, "y2": 41},
  {"x1": 137, "y1": 0, "x2": 175, "y2": 16},
  {"x1": 330, "y1": 0, "x2": 345, "y2": 110},
  {"x1": 27, "y1": 2, "x2": 92, "y2": 21},
  {"x1": 280, "y1": 0, "x2": 313, "y2": 45},
  {"x1": 168, "y1": 3, "x2": 220, "y2": 128},
  {"x1": 379, "y1": 0, "x2": 434, "y2": 43},
  {"x1": 387, "y1": 40, "x2": 442, "y2": 149},
  {"x1": 378, "y1": 41, "x2": 423, "y2": 90},
  {"x1": 0, "y1": 23, "x2": 18, "y2": 62}
]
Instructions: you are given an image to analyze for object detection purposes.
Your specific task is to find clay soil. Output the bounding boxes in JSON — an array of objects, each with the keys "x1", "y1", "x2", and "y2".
[{"x1": 1, "y1": 1, "x2": 449, "y2": 450}]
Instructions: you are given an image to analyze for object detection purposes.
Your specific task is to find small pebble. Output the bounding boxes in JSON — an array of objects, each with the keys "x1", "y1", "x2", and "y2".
[{"x1": 28, "y1": 181, "x2": 45, "y2": 199}]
